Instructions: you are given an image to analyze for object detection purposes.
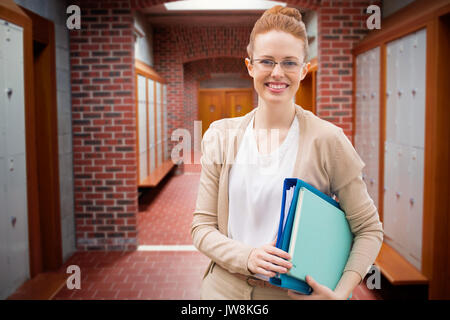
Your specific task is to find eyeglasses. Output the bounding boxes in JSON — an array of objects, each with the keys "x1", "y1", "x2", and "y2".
[{"x1": 250, "y1": 58, "x2": 304, "y2": 73}]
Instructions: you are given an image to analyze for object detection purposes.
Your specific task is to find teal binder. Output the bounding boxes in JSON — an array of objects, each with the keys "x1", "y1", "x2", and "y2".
[
  {"x1": 269, "y1": 178, "x2": 354, "y2": 298},
  {"x1": 288, "y1": 187, "x2": 353, "y2": 290}
]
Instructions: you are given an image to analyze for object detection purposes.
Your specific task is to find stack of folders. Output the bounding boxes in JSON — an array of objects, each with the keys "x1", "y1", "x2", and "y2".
[{"x1": 269, "y1": 178, "x2": 354, "y2": 298}]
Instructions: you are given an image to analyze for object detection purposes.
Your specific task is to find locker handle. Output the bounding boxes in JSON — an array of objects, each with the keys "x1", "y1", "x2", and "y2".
[
  {"x1": 410, "y1": 198, "x2": 415, "y2": 206},
  {"x1": 370, "y1": 178, "x2": 374, "y2": 185},
  {"x1": 412, "y1": 88, "x2": 417, "y2": 96},
  {"x1": 11, "y1": 216, "x2": 16, "y2": 227},
  {"x1": 396, "y1": 192, "x2": 401, "y2": 198},
  {"x1": 6, "y1": 88, "x2": 13, "y2": 98}
]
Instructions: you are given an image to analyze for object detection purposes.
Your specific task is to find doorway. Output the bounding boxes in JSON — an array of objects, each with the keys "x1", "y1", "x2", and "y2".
[
  {"x1": 198, "y1": 88, "x2": 254, "y2": 135},
  {"x1": 21, "y1": 7, "x2": 63, "y2": 275}
]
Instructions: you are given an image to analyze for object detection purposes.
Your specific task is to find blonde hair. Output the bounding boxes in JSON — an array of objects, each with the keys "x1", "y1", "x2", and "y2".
[{"x1": 247, "y1": 5, "x2": 309, "y2": 61}]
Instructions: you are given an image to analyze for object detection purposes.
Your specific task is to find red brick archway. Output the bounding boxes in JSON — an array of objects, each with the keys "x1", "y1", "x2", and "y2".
[{"x1": 69, "y1": 0, "x2": 379, "y2": 251}]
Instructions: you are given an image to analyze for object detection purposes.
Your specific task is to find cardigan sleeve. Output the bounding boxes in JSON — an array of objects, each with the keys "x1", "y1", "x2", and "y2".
[
  {"x1": 328, "y1": 128, "x2": 384, "y2": 284},
  {"x1": 190, "y1": 123, "x2": 254, "y2": 276}
]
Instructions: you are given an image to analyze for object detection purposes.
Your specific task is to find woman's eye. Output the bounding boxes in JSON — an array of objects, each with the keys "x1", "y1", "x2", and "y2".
[
  {"x1": 283, "y1": 61, "x2": 298, "y2": 66},
  {"x1": 260, "y1": 60, "x2": 274, "y2": 65}
]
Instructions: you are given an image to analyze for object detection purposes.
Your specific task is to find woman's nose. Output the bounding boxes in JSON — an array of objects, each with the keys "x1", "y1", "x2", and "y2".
[{"x1": 271, "y1": 63, "x2": 285, "y2": 77}]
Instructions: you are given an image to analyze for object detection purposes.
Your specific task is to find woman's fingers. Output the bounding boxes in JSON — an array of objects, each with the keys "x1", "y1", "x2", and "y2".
[
  {"x1": 264, "y1": 245, "x2": 291, "y2": 261},
  {"x1": 259, "y1": 258, "x2": 288, "y2": 274},
  {"x1": 255, "y1": 267, "x2": 276, "y2": 278},
  {"x1": 263, "y1": 252, "x2": 292, "y2": 270}
]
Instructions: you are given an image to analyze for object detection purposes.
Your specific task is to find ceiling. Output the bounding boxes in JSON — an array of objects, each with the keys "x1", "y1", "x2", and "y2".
[{"x1": 140, "y1": 3, "x2": 309, "y2": 27}]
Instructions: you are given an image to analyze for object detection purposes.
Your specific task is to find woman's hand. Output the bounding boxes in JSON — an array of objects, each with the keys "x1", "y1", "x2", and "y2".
[
  {"x1": 288, "y1": 275, "x2": 346, "y2": 300},
  {"x1": 247, "y1": 241, "x2": 292, "y2": 277}
]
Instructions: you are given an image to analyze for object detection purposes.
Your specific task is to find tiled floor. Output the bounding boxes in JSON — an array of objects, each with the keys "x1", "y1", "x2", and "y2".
[
  {"x1": 54, "y1": 251, "x2": 209, "y2": 300},
  {"x1": 51, "y1": 159, "x2": 382, "y2": 300}
]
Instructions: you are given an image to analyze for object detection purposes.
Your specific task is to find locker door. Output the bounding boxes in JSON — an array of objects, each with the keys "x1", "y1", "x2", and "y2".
[
  {"x1": 383, "y1": 141, "x2": 396, "y2": 241},
  {"x1": 396, "y1": 38, "x2": 412, "y2": 146},
  {"x1": 406, "y1": 147, "x2": 424, "y2": 269},
  {"x1": 148, "y1": 79, "x2": 155, "y2": 173},
  {"x1": 410, "y1": 28, "x2": 426, "y2": 149},
  {"x1": 354, "y1": 54, "x2": 363, "y2": 154},
  {"x1": 163, "y1": 84, "x2": 168, "y2": 161},
  {"x1": 385, "y1": 42, "x2": 397, "y2": 143},
  {"x1": 137, "y1": 75, "x2": 148, "y2": 183},
  {"x1": 155, "y1": 82, "x2": 162, "y2": 166},
  {"x1": 0, "y1": 19, "x2": 9, "y2": 299},
  {"x1": 369, "y1": 48, "x2": 380, "y2": 207},
  {"x1": 0, "y1": 20, "x2": 29, "y2": 299},
  {"x1": 395, "y1": 144, "x2": 410, "y2": 255}
]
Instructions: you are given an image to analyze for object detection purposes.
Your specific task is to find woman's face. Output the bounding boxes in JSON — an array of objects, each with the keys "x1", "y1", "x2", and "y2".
[{"x1": 245, "y1": 30, "x2": 309, "y2": 106}]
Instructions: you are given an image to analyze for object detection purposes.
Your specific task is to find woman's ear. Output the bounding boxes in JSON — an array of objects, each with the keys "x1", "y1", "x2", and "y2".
[
  {"x1": 245, "y1": 58, "x2": 254, "y2": 78},
  {"x1": 299, "y1": 62, "x2": 310, "y2": 81}
]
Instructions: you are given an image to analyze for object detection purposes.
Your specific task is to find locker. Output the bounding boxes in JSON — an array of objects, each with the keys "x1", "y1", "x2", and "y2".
[
  {"x1": 405, "y1": 147, "x2": 424, "y2": 269},
  {"x1": 155, "y1": 82, "x2": 162, "y2": 166},
  {"x1": 355, "y1": 47, "x2": 380, "y2": 208},
  {"x1": 147, "y1": 79, "x2": 155, "y2": 172},
  {"x1": 383, "y1": 141, "x2": 396, "y2": 241},
  {"x1": 383, "y1": 28, "x2": 427, "y2": 270},
  {"x1": 385, "y1": 42, "x2": 398, "y2": 143},
  {"x1": 396, "y1": 37, "x2": 413, "y2": 146},
  {"x1": 410, "y1": 29, "x2": 426, "y2": 149},
  {"x1": 163, "y1": 84, "x2": 168, "y2": 161},
  {"x1": 6, "y1": 153, "x2": 29, "y2": 291},
  {"x1": 4, "y1": 23, "x2": 25, "y2": 157},
  {"x1": 138, "y1": 100, "x2": 147, "y2": 153},
  {"x1": 137, "y1": 75, "x2": 148, "y2": 182},
  {"x1": 0, "y1": 20, "x2": 29, "y2": 300},
  {"x1": 139, "y1": 152, "x2": 147, "y2": 182},
  {"x1": 395, "y1": 144, "x2": 410, "y2": 253},
  {"x1": 149, "y1": 145, "x2": 155, "y2": 173}
]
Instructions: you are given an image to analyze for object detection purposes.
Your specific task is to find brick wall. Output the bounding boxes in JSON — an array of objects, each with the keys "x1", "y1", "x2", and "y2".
[
  {"x1": 317, "y1": 0, "x2": 381, "y2": 139},
  {"x1": 70, "y1": 0, "x2": 137, "y2": 250}
]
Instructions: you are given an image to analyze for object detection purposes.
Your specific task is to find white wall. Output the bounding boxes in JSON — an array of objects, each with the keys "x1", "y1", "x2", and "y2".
[
  {"x1": 134, "y1": 10, "x2": 154, "y2": 66},
  {"x1": 303, "y1": 10, "x2": 317, "y2": 62}
]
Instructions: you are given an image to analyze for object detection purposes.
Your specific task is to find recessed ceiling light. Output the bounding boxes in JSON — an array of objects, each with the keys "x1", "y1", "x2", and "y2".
[{"x1": 164, "y1": 0, "x2": 287, "y2": 11}]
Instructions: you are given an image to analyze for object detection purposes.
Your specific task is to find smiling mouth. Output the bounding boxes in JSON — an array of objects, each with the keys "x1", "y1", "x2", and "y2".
[{"x1": 265, "y1": 83, "x2": 289, "y2": 90}]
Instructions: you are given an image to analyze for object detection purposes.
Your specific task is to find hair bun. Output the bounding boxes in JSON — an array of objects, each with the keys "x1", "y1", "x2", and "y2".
[{"x1": 265, "y1": 5, "x2": 303, "y2": 22}]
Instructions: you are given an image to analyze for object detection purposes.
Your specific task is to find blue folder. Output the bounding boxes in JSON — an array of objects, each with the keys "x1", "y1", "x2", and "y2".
[{"x1": 269, "y1": 178, "x2": 354, "y2": 298}]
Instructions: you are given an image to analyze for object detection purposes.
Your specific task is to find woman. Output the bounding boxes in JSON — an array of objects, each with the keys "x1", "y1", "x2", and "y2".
[{"x1": 191, "y1": 5, "x2": 383, "y2": 300}]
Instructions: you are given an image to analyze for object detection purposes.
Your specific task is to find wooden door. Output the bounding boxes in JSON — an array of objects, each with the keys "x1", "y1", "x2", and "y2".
[
  {"x1": 295, "y1": 58, "x2": 317, "y2": 114},
  {"x1": 198, "y1": 90, "x2": 224, "y2": 135},
  {"x1": 224, "y1": 90, "x2": 253, "y2": 118},
  {"x1": 198, "y1": 89, "x2": 253, "y2": 135}
]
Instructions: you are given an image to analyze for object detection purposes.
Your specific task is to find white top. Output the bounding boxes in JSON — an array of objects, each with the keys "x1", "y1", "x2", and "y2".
[{"x1": 228, "y1": 113, "x2": 300, "y2": 249}]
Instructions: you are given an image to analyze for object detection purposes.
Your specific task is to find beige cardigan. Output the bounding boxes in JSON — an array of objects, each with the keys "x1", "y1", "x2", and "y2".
[{"x1": 191, "y1": 105, "x2": 384, "y2": 283}]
